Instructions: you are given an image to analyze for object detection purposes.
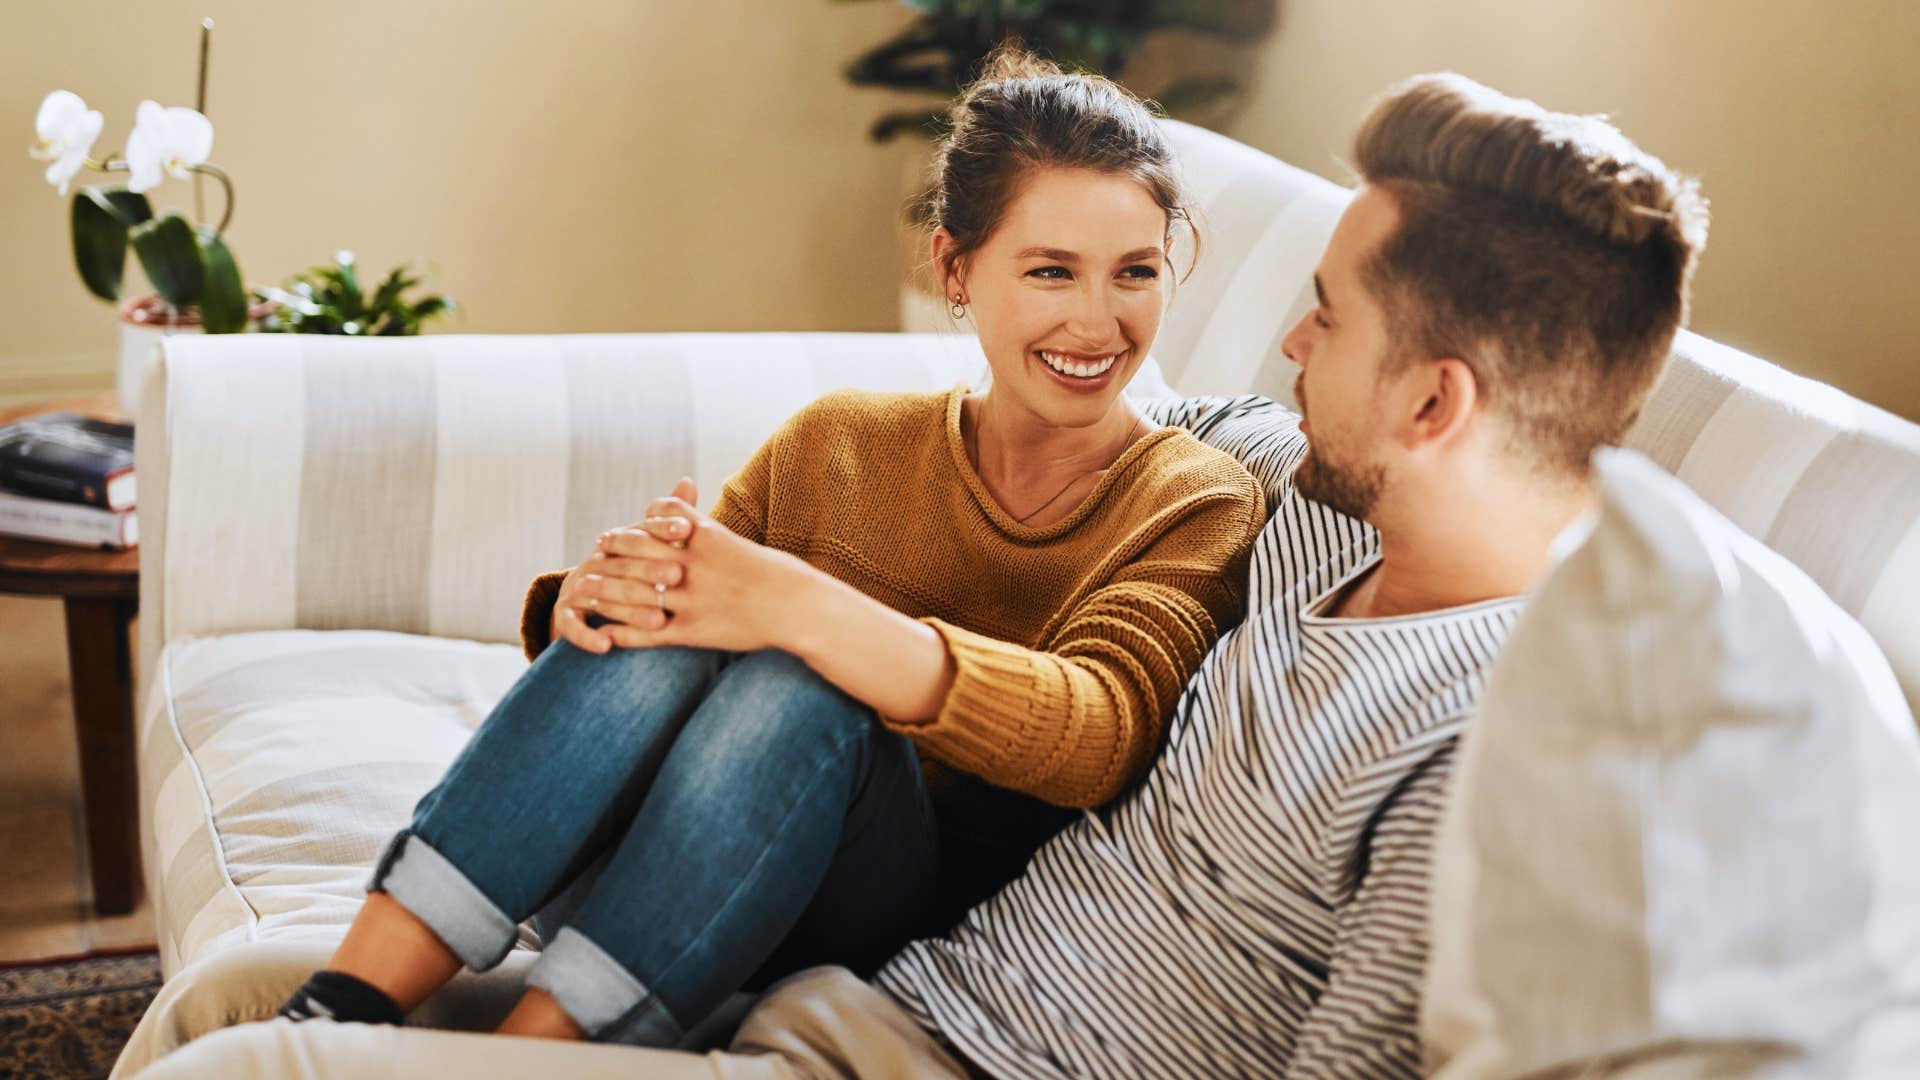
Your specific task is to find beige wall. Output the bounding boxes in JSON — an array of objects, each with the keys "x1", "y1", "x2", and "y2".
[
  {"x1": 1219, "y1": 0, "x2": 1920, "y2": 420},
  {"x1": 3, "y1": 0, "x2": 925, "y2": 406},
  {"x1": 6, "y1": 2, "x2": 1916, "y2": 421}
]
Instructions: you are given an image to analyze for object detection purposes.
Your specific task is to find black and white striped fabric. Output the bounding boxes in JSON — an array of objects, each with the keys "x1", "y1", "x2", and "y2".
[{"x1": 876, "y1": 400, "x2": 1525, "y2": 1079}]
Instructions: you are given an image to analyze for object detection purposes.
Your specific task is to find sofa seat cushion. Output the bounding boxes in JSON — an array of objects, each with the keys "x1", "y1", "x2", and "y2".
[{"x1": 139, "y1": 629, "x2": 533, "y2": 977}]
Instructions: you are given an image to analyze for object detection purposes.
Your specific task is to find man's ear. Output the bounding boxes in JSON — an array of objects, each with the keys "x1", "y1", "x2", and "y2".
[
  {"x1": 1400, "y1": 357, "x2": 1478, "y2": 452},
  {"x1": 930, "y1": 228, "x2": 964, "y2": 298}
]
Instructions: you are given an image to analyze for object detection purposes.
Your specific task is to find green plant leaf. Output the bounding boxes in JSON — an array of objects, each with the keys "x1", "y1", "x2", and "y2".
[
  {"x1": 1143, "y1": 0, "x2": 1277, "y2": 38},
  {"x1": 871, "y1": 108, "x2": 950, "y2": 142},
  {"x1": 195, "y1": 229, "x2": 249, "y2": 333},
  {"x1": 71, "y1": 190, "x2": 132, "y2": 302},
  {"x1": 129, "y1": 214, "x2": 204, "y2": 309},
  {"x1": 369, "y1": 266, "x2": 419, "y2": 315},
  {"x1": 844, "y1": 25, "x2": 964, "y2": 92},
  {"x1": 333, "y1": 251, "x2": 363, "y2": 316},
  {"x1": 97, "y1": 189, "x2": 154, "y2": 226}
]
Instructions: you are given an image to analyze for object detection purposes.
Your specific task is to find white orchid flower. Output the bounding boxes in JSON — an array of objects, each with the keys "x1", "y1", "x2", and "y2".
[
  {"x1": 31, "y1": 90, "x2": 104, "y2": 196},
  {"x1": 124, "y1": 99, "x2": 213, "y2": 194}
]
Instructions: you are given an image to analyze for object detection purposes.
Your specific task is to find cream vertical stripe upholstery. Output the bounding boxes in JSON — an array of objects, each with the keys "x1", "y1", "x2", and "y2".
[{"x1": 138, "y1": 332, "x2": 988, "y2": 672}]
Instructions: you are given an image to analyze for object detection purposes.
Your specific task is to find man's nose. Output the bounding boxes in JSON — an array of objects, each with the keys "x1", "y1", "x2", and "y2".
[{"x1": 1280, "y1": 310, "x2": 1314, "y2": 366}]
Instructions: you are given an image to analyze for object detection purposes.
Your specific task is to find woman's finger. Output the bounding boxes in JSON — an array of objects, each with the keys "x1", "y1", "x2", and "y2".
[
  {"x1": 554, "y1": 603, "x2": 611, "y2": 654},
  {"x1": 605, "y1": 618, "x2": 680, "y2": 651},
  {"x1": 669, "y1": 476, "x2": 697, "y2": 507},
  {"x1": 643, "y1": 496, "x2": 699, "y2": 522},
  {"x1": 577, "y1": 565, "x2": 682, "y2": 604},
  {"x1": 634, "y1": 515, "x2": 693, "y2": 545},
  {"x1": 597, "y1": 528, "x2": 693, "y2": 561},
  {"x1": 573, "y1": 597, "x2": 669, "y2": 633}
]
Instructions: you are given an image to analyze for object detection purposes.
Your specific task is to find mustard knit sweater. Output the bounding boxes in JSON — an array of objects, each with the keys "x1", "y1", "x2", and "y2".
[{"x1": 519, "y1": 385, "x2": 1263, "y2": 834}]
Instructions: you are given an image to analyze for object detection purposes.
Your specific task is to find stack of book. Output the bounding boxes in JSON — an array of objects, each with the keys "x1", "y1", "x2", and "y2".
[{"x1": 0, "y1": 412, "x2": 137, "y2": 550}]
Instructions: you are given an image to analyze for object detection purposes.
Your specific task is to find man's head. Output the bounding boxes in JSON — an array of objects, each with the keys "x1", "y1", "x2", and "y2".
[{"x1": 1284, "y1": 72, "x2": 1709, "y2": 521}]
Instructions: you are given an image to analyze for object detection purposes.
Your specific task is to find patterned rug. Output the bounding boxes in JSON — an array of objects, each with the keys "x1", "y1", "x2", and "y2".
[{"x1": 0, "y1": 950, "x2": 161, "y2": 1080}]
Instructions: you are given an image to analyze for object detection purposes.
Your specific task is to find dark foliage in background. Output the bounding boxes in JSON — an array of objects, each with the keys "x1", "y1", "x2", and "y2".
[{"x1": 839, "y1": 0, "x2": 1278, "y2": 140}]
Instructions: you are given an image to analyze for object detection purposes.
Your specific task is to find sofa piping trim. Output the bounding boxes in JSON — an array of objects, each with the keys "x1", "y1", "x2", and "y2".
[{"x1": 161, "y1": 638, "x2": 263, "y2": 950}]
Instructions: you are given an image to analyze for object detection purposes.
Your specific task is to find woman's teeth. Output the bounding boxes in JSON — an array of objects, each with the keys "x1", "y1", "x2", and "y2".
[{"x1": 1040, "y1": 350, "x2": 1118, "y2": 378}]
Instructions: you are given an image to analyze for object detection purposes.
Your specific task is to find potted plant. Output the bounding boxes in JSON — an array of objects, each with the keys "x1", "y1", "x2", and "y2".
[
  {"x1": 31, "y1": 90, "x2": 271, "y2": 417},
  {"x1": 252, "y1": 250, "x2": 456, "y2": 337}
]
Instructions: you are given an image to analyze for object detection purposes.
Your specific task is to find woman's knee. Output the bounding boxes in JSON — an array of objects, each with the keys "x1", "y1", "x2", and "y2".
[
  {"x1": 702, "y1": 650, "x2": 875, "y2": 755},
  {"x1": 524, "y1": 642, "x2": 730, "y2": 710}
]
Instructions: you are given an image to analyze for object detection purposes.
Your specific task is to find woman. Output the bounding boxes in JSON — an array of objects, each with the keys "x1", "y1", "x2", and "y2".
[{"x1": 277, "y1": 48, "x2": 1263, "y2": 1046}]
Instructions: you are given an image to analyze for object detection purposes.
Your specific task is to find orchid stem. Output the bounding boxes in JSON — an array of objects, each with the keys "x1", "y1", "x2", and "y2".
[
  {"x1": 191, "y1": 163, "x2": 234, "y2": 236},
  {"x1": 83, "y1": 156, "x2": 235, "y2": 237}
]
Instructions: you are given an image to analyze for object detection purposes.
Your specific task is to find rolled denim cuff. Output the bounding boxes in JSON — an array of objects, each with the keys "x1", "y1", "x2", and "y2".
[
  {"x1": 526, "y1": 926, "x2": 684, "y2": 1046},
  {"x1": 366, "y1": 829, "x2": 519, "y2": 972}
]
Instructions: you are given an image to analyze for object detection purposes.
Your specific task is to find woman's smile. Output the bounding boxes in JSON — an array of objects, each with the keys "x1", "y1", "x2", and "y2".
[{"x1": 1034, "y1": 347, "x2": 1126, "y2": 390}]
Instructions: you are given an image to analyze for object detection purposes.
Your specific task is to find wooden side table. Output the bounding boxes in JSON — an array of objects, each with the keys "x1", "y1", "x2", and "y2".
[{"x1": 0, "y1": 392, "x2": 141, "y2": 915}]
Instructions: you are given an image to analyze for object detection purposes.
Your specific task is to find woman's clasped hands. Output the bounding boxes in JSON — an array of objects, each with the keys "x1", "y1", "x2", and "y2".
[{"x1": 551, "y1": 477, "x2": 813, "y2": 656}]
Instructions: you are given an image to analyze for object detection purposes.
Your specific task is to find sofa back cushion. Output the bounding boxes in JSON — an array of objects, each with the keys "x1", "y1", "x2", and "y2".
[
  {"x1": 1621, "y1": 332, "x2": 1920, "y2": 713},
  {"x1": 141, "y1": 332, "x2": 987, "y2": 686}
]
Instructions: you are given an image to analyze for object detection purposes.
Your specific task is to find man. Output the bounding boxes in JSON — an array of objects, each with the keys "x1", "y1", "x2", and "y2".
[{"x1": 142, "y1": 71, "x2": 1706, "y2": 1079}]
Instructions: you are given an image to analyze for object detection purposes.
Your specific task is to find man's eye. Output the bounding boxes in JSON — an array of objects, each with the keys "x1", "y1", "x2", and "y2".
[{"x1": 1027, "y1": 266, "x2": 1070, "y2": 280}]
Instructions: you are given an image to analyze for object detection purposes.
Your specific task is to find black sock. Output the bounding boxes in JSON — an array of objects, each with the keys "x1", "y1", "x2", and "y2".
[{"x1": 277, "y1": 970, "x2": 407, "y2": 1025}]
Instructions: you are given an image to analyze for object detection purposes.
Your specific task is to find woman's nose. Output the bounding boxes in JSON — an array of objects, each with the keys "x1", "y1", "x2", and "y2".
[{"x1": 1064, "y1": 287, "x2": 1118, "y2": 348}]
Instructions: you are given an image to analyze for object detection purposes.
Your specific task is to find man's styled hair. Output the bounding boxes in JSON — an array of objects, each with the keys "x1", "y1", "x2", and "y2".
[{"x1": 1353, "y1": 73, "x2": 1709, "y2": 475}]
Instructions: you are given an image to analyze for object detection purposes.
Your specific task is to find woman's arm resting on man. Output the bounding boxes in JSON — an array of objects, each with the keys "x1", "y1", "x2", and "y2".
[{"x1": 904, "y1": 571, "x2": 1236, "y2": 808}]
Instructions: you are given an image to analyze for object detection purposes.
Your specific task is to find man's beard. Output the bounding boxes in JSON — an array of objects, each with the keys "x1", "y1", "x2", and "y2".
[
  {"x1": 1293, "y1": 373, "x2": 1385, "y2": 519},
  {"x1": 1294, "y1": 444, "x2": 1386, "y2": 520}
]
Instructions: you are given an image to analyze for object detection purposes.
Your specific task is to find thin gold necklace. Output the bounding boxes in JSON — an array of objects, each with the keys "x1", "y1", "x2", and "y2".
[{"x1": 968, "y1": 410, "x2": 1147, "y2": 525}]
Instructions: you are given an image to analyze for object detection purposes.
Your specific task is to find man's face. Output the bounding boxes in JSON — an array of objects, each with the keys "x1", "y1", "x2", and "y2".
[{"x1": 1280, "y1": 185, "x2": 1406, "y2": 521}]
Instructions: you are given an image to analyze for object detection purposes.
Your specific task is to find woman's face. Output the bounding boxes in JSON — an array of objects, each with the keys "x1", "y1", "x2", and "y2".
[{"x1": 939, "y1": 167, "x2": 1170, "y2": 429}]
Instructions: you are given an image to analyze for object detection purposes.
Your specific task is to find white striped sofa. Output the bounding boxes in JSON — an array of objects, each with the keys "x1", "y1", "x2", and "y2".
[{"x1": 113, "y1": 123, "x2": 1920, "y2": 1077}]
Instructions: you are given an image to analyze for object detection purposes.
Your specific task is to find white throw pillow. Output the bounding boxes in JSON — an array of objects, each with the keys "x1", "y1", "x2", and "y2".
[{"x1": 1423, "y1": 447, "x2": 1920, "y2": 1079}]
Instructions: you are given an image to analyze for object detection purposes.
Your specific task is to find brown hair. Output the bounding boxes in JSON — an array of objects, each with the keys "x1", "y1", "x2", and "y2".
[
  {"x1": 1352, "y1": 72, "x2": 1710, "y2": 475},
  {"x1": 913, "y1": 44, "x2": 1198, "y2": 289}
]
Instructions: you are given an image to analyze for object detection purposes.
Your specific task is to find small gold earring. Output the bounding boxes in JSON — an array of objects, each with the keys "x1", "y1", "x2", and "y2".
[{"x1": 950, "y1": 295, "x2": 967, "y2": 319}]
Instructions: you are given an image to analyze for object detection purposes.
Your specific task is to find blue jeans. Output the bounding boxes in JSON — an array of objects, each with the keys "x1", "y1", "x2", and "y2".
[{"x1": 367, "y1": 641, "x2": 941, "y2": 1046}]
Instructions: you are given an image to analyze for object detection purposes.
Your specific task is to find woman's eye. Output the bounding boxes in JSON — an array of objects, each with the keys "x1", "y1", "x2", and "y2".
[
  {"x1": 1312, "y1": 308, "x2": 1331, "y2": 329},
  {"x1": 1123, "y1": 265, "x2": 1160, "y2": 280},
  {"x1": 1027, "y1": 266, "x2": 1070, "y2": 280}
]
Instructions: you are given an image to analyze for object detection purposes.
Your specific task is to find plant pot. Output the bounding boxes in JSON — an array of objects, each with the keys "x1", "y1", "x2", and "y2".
[{"x1": 116, "y1": 293, "x2": 274, "y2": 421}]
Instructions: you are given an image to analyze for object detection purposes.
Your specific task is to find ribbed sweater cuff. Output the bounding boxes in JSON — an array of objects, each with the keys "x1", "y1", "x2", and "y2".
[
  {"x1": 519, "y1": 570, "x2": 570, "y2": 662},
  {"x1": 898, "y1": 618, "x2": 1116, "y2": 805}
]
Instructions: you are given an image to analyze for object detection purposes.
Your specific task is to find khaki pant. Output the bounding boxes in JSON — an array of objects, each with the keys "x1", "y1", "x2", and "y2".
[{"x1": 133, "y1": 966, "x2": 972, "y2": 1080}]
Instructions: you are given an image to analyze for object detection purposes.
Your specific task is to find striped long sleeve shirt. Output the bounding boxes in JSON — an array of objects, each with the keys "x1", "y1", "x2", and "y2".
[{"x1": 876, "y1": 399, "x2": 1525, "y2": 1078}]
